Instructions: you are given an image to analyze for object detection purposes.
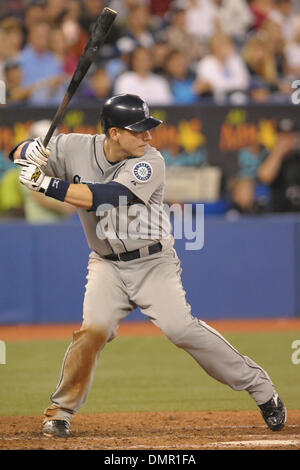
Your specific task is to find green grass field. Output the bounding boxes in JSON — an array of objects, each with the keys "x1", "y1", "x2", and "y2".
[{"x1": 0, "y1": 331, "x2": 299, "y2": 416}]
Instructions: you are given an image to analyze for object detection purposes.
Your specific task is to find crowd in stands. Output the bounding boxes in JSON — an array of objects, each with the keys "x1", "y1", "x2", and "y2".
[
  {"x1": 1, "y1": 0, "x2": 300, "y2": 220},
  {"x1": 1, "y1": 0, "x2": 300, "y2": 107}
]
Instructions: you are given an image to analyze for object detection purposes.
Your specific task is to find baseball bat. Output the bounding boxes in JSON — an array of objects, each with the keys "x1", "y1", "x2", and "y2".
[{"x1": 42, "y1": 7, "x2": 117, "y2": 148}]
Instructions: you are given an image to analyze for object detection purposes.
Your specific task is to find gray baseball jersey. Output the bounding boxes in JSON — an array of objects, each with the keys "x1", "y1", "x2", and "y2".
[
  {"x1": 43, "y1": 132, "x2": 277, "y2": 429},
  {"x1": 45, "y1": 133, "x2": 172, "y2": 255}
]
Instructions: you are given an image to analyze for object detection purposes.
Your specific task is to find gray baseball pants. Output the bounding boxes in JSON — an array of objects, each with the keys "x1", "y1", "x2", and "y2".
[{"x1": 44, "y1": 248, "x2": 274, "y2": 423}]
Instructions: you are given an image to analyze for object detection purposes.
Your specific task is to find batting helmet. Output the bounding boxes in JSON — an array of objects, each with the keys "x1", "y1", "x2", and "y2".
[{"x1": 100, "y1": 94, "x2": 163, "y2": 133}]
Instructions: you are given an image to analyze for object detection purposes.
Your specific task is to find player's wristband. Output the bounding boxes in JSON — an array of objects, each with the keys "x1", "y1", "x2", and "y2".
[
  {"x1": 8, "y1": 139, "x2": 34, "y2": 162},
  {"x1": 44, "y1": 178, "x2": 70, "y2": 201},
  {"x1": 20, "y1": 140, "x2": 35, "y2": 159}
]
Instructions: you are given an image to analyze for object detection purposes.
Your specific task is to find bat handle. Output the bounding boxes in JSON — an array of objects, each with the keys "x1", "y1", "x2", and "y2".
[
  {"x1": 43, "y1": 125, "x2": 56, "y2": 148},
  {"x1": 42, "y1": 93, "x2": 71, "y2": 147}
]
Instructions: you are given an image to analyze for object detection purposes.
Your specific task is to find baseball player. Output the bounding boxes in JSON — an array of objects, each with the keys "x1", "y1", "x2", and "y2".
[{"x1": 10, "y1": 94, "x2": 286, "y2": 437}]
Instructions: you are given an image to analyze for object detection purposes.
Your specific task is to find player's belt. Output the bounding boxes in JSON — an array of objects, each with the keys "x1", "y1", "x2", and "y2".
[{"x1": 104, "y1": 242, "x2": 162, "y2": 262}]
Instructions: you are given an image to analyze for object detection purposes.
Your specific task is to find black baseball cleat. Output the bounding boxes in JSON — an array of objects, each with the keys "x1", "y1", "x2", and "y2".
[
  {"x1": 43, "y1": 419, "x2": 70, "y2": 437},
  {"x1": 258, "y1": 392, "x2": 287, "y2": 431}
]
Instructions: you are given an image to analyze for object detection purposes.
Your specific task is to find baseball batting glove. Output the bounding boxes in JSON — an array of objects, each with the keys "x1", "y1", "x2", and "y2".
[
  {"x1": 14, "y1": 159, "x2": 51, "y2": 193},
  {"x1": 21, "y1": 137, "x2": 50, "y2": 166}
]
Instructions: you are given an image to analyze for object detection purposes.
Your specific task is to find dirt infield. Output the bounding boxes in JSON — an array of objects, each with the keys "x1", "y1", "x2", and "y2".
[
  {"x1": 1, "y1": 317, "x2": 300, "y2": 342},
  {"x1": 0, "y1": 410, "x2": 299, "y2": 450},
  {"x1": 1, "y1": 319, "x2": 299, "y2": 451}
]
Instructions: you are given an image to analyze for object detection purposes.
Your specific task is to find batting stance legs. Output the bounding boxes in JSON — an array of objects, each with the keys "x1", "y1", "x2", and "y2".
[{"x1": 44, "y1": 249, "x2": 275, "y2": 424}]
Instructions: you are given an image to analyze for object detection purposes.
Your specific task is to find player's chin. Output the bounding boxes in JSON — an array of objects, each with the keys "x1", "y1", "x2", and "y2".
[{"x1": 134, "y1": 146, "x2": 147, "y2": 157}]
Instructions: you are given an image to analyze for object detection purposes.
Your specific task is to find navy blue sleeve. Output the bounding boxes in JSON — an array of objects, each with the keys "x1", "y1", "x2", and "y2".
[{"x1": 87, "y1": 181, "x2": 140, "y2": 211}]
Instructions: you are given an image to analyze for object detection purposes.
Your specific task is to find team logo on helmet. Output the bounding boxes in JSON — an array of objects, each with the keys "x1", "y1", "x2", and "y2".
[
  {"x1": 143, "y1": 102, "x2": 150, "y2": 118},
  {"x1": 132, "y1": 161, "x2": 152, "y2": 183}
]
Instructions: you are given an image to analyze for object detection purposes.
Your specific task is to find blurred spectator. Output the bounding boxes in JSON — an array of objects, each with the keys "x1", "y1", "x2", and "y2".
[
  {"x1": 217, "y1": 0, "x2": 254, "y2": 45},
  {"x1": 284, "y1": 16, "x2": 300, "y2": 76},
  {"x1": 106, "y1": 3, "x2": 157, "y2": 82},
  {"x1": 257, "y1": 118, "x2": 300, "y2": 213},
  {"x1": 261, "y1": 19, "x2": 286, "y2": 76},
  {"x1": 0, "y1": 147, "x2": 14, "y2": 181},
  {"x1": 0, "y1": 17, "x2": 24, "y2": 62},
  {"x1": 194, "y1": 32, "x2": 249, "y2": 102},
  {"x1": 0, "y1": 165, "x2": 24, "y2": 218},
  {"x1": 24, "y1": 0, "x2": 47, "y2": 36},
  {"x1": 0, "y1": 0, "x2": 24, "y2": 20},
  {"x1": 60, "y1": 1, "x2": 89, "y2": 61},
  {"x1": 183, "y1": 0, "x2": 220, "y2": 41},
  {"x1": 113, "y1": 46, "x2": 173, "y2": 104},
  {"x1": 45, "y1": 0, "x2": 68, "y2": 26},
  {"x1": 49, "y1": 25, "x2": 78, "y2": 76},
  {"x1": 18, "y1": 21, "x2": 67, "y2": 106},
  {"x1": 164, "y1": 49, "x2": 197, "y2": 103},
  {"x1": 260, "y1": 19, "x2": 290, "y2": 97},
  {"x1": 0, "y1": 28, "x2": 6, "y2": 81},
  {"x1": 248, "y1": 77, "x2": 272, "y2": 103},
  {"x1": 81, "y1": 66, "x2": 112, "y2": 105},
  {"x1": 268, "y1": 0, "x2": 299, "y2": 42},
  {"x1": 105, "y1": 46, "x2": 132, "y2": 82},
  {"x1": 242, "y1": 35, "x2": 278, "y2": 90},
  {"x1": 109, "y1": 0, "x2": 150, "y2": 24},
  {"x1": 63, "y1": 0, "x2": 82, "y2": 21},
  {"x1": 0, "y1": 75, "x2": 19, "y2": 216},
  {"x1": 248, "y1": 0, "x2": 273, "y2": 31},
  {"x1": 150, "y1": 0, "x2": 173, "y2": 18},
  {"x1": 165, "y1": 6, "x2": 206, "y2": 63},
  {"x1": 116, "y1": 4, "x2": 155, "y2": 54},
  {"x1": 104, "y1": 13, "x2": 139, "y2": 83},
  {"x1": 4, "y1": 59, "x2": 64, "y2": 106},
  {"x1": 151, "y1": 40, "x2": 171, "y2": 75},
  {"x1": 79, "y1": 0, "x2": 121, "y2": 59},
  {"x1": 230, "y1": 142, "x2": 269, "y2": 213},
  {"x1": 4, "y1": 60, "x2": 38, "y2": 105},
  {"x1": 0, "y1": 17, "x2": 23, "y2": 80},
  {"x1": 79, "y1": 0, "x2": 104, "y2": 33},
  {"x1": 0, "y1": 0, "x2": 298, "y2": 106},
  {"x1": 0, "y1": 1, "x2": 6, "y2": 18}
]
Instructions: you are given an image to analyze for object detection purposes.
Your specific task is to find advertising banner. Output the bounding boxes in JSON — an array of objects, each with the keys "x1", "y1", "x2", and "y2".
[{"x1": 0, "y1": 104, "x2": 296, "y2": 181}]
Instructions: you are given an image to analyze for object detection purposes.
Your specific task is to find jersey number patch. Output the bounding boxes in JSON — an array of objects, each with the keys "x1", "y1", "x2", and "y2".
[{"x1": 132, "y1": 162, "x2": 152, "y2": 183}]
